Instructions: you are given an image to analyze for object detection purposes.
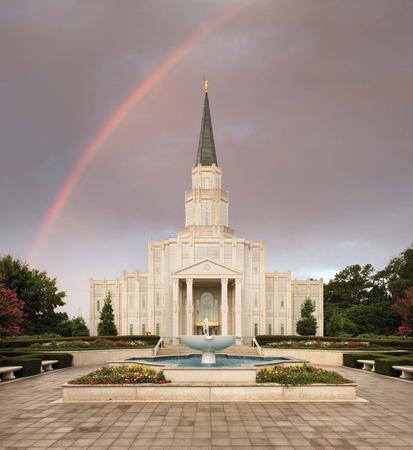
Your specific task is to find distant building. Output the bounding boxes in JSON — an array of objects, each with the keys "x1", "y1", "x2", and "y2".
[{"x1": 89, "y1": 85, "x2": 323, "y2": 337}]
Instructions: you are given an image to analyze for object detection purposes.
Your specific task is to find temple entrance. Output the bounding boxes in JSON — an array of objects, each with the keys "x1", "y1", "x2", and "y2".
[{"x1": 195, "y1": 291, "x2": 219, "y2": 335}]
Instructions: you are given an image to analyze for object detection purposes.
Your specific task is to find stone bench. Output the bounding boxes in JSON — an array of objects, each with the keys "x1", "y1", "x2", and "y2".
[
  {"x1": 357, "y1": 359, "x2": 375, "y2": 371},
  {"x1": 392, "y1": 366, "x2": 413, "y2": 380},
  {"x1": 0, "y1": 366, "x2": 22, "y2": 381},
  {"x1": 41, "y1": 360, "x2": 58, "y2": 372}
]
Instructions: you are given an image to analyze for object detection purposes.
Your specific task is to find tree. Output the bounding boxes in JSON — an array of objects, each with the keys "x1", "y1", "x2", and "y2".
[
  {"x1": 58, "y1": 316, "x2": 89, "y2": 337},
  {"x1": 97, "y1": 293, "x2": 117, "y2": 336},
  {"x1": 324, "y1": 264, "x2": 376, "y2": 309},
  {"x1": 391, "y1": 287, "x2": 413, "y2": 335},
  {"x1": 71, "y1": 316, "x2": 89, "y2": 336},
  {"x1": 0, "y1": 288, "x2": 25, "y2": 336},
  {"x1": 378, "y1": 244, "x2": 413, "y2": 301},
  {"x1": 323, "y1": 262, "x2": 400, "y2": 336},
  {"x1": 296, "y1": 297, "x2": 317, "y2": 335},
  {"x1": 325, "y1": 308, "x2": 345, "y2": 336},
  {"x1": 0, "y1": 255, "x2": 66, "y2": 334}
]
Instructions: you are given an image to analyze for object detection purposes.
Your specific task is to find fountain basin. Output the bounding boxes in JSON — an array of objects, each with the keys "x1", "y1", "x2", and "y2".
[
  {"x1": 180, "y1": 335, "x2": 236, "y2": 352},
  {"x1": 181, "y1": 335, "x2": 236, "y2": 364}
]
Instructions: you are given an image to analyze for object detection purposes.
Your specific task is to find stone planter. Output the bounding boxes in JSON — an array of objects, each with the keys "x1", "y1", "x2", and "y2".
[{"x1": 62, "y1": 382, "x2": 357, "y2": 402}]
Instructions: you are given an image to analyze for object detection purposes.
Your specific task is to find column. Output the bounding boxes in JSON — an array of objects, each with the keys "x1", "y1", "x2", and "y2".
[
  {"x1": 186, "y1": 278, "x2": 193, "y2": 335},
  {"x1": 221, "y1": 278, "x2": 228, "y2": 335},
  {"x1": 235, "y1": 278, "x2": 242, "y2": 338},
  {"x1": 172, "y1": 279, "x2": 179, "y2": 338}
]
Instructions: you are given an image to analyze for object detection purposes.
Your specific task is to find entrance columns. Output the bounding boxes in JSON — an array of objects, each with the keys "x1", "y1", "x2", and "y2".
[
  {"x1": 186, "y1": 278, "x2": 193, "y2": 335},
  {"x1": 172, "y1": 279, "x2": 179, "y2": 339},
  {"x1": 235, "y1": 278, "x2": 242, "y2": 337},
  {"x1": 221, "y1": 278, "x2": 228, "y2": 336}
]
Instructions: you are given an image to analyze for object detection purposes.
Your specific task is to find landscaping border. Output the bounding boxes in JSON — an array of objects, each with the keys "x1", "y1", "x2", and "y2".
[{"x1": 62, "y1": 382, "x2": 357, "y2": 402}]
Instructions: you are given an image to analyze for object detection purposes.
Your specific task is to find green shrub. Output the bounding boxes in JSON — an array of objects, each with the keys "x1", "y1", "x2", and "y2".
[
  {"x1": 28, "y1": 352, "x2": 73, "y2": 368},
  {"x1": 0, "y1": 351, "x2": 72, "y2": 369},
  {"x1": 2, "y1": 333, "x2": 63, "y2": 340},
  {"x1": 374, "y1": 356, "x2": 413, "y2": 377},
  {"x1": 4, "y1": 356, "x2": 42, "y2": 377},
  {"x1": 342, "y1": 352, "x2": 409, "y2": 368},
  {"x1": 256, "y1": 365, "x2": 352, "y2": 385}
]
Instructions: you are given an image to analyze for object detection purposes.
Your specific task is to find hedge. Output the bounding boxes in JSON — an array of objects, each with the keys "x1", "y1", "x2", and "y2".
[
  {"x1": 0, "y1": 334, "x2": 160, "y2": 349},
  {"x1": 342, "y1": 352, "x2": 405, "y2": 369},
  {"x1": 0, "y1": 351, "x2": 73, "y2": 369},
  {"x1": 375, "y1": 356, "x2": 413, "y2": 377},
  {"x1": 2, "y1": 356, "x2": 42, "y2": 377},
  {"x1": 256, "y1": 335, "x2": 413, "y2": 350},
  {"x1": 26, "y1": 352, "x2": 73, "y2": 369}
]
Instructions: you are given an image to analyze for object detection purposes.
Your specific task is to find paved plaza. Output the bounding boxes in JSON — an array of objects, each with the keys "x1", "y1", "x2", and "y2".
[{"x1": 0, "y1": 365, "x2": 412, "y2": 449}]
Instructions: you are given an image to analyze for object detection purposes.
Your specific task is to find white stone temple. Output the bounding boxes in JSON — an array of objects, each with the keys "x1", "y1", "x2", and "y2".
[{"x1": 89, "y1": 84, "x2": 324, "y2": 338}]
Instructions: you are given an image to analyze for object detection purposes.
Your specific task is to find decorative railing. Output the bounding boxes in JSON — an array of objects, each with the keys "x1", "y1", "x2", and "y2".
[
  {"x1": 251, "y1": 337, "x2": 262, "y2": 355},
  {"x1": 153, "y1": 337, "x2": 164, "y2": 356}
]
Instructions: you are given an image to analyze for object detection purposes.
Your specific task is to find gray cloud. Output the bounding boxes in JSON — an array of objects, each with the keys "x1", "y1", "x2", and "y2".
[{"x1": 1, "y1": 0, "x2": 412, "y2": 319}]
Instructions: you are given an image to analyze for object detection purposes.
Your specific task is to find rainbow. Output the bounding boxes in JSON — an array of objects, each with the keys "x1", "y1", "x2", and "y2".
[{"x1": 29, "y1": 1, "x2": 248, "y2": 261}]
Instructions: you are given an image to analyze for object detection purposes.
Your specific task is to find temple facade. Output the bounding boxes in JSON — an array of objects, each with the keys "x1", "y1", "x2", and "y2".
[{"x1": 89, "y1": 86, "x2": 324, "y2": 338}]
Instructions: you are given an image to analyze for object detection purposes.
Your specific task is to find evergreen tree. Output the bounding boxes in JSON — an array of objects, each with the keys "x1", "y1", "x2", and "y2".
[
  {"x1": 97, "y1": 293, "x2": 117, "y2": 336},
  {"x1": 296, "y1": 297, "x2": 317, "y2": 336}
]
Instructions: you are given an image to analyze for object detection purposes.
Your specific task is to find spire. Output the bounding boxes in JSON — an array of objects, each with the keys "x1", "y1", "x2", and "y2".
[{"x1": 196, "y1": 79, "x2": 217, "y2": 166}]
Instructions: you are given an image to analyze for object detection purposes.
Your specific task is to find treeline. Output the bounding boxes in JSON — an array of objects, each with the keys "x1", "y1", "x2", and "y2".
[{"x1": 324, "y1": 244, "x2": 413, "y2": 336}]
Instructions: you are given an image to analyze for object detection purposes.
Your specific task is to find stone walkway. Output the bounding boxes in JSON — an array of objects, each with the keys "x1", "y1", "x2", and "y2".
[{"x1": 0, "y1": 365, "x2": 412, "y2": 449}]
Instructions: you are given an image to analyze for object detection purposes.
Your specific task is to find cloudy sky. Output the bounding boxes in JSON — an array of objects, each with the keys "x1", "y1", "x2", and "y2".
[{"x1": 1, "y1": 0, "x2": 412, "y2": 320}]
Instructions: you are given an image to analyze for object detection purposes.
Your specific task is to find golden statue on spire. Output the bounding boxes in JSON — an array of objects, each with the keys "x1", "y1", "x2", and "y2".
[{"x1": 204, "y1": 78, "x2": 208, "y2": 93}]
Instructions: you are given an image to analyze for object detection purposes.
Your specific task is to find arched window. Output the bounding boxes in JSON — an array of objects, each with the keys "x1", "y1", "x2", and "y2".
[
  {"x1": 142, "y1": 324, "x2": 146, "y2": 335},
  {"x1": 155, "y1": 323, "x2": 160, "y2": 336},
  {"x1": 280, "y1": 324, "x2": 285, "y2": 336},
  {"x1": 200, "y1": 292, "x2": 214, "y2": 320},
  {"x1": 129, "y1": 324, "x2": 133, "y2": 335},
  {"x1": 97, "y1": 300, "x2": 100, "y2": 312},
  {"x1": 254, "y1": 323, "x2": 258, "y2": 336},
  {"x1": 268, "y1": 323, "x2": 272, "y2": 335}
]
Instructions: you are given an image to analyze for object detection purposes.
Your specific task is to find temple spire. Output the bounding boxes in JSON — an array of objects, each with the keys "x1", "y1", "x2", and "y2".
[{"x1": 196, "y1": 79, "x2": 217, "y2": 166}]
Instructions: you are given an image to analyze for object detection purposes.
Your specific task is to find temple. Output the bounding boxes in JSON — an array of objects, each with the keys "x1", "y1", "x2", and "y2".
[{"x1": 89, "y1": 84, "x2": 324, "y2": 337}]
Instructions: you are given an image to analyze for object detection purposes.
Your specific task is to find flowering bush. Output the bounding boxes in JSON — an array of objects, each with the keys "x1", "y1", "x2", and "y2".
[
  {"x1": 256, "y1": 364, "x2": 352, "y2": 385},
  {"x1": 391, "y1": 287, "x2": 413, "y2": 336},
  {"x1": 0, "y1": 288, "x2": 25, "y2": 336},
  {"x1": 70, "y1": 365, "x2": 168, "y2": 385},
  {"x1": 28, "y1": 339, "x2": 148, "y2": 350},
  {"x1": 267, "y1": 340, "x2": 371, "y2": 349}
]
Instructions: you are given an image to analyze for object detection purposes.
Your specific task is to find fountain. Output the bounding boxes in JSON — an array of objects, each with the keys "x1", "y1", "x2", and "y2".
[{"x1": 180, "y1": 318, "x2": 236, "y2": 364}]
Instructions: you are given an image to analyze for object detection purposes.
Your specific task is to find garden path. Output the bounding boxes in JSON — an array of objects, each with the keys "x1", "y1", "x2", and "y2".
[{"x1": 0, "y1": 365, "x2": 412, "y2": 448}]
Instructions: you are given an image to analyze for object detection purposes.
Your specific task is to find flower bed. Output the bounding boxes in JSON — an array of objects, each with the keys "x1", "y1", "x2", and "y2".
[
  {"x1": 63, "y1": 364, "x2": 357, "y2": 402},
  {"x1": 264, "y1": 340, "x2": 387, "y2": 350},
  {"x1": 69, "y1": 365, "x2": 167, "y2": 385},
  {"x1": 0, "y1": 334, "x2": 159, "y2": 349},
  {"x1": 256, "y1": 335, "x2": 413, "y2": 350},
  {"x1": 256, "y1": 365, "x2": 353, "y2": 385},
  {"x1": 22, "y1": 339, "x2": 151, "y2": 351}
]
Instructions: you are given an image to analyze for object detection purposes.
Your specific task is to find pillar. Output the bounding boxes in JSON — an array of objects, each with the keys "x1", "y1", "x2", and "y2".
[
  {"x1": 186, "y1": 278, "x2": 193, "y2": 335},
  {"x1": 235, "y1": 278, "x2": 242, "y2": 338},
  {"x1": 221, "y1": 278, "x2": 228, "y2": 335},
  {"x1": 172, "y1": 279, "x2": 179, "y2": 338}
]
